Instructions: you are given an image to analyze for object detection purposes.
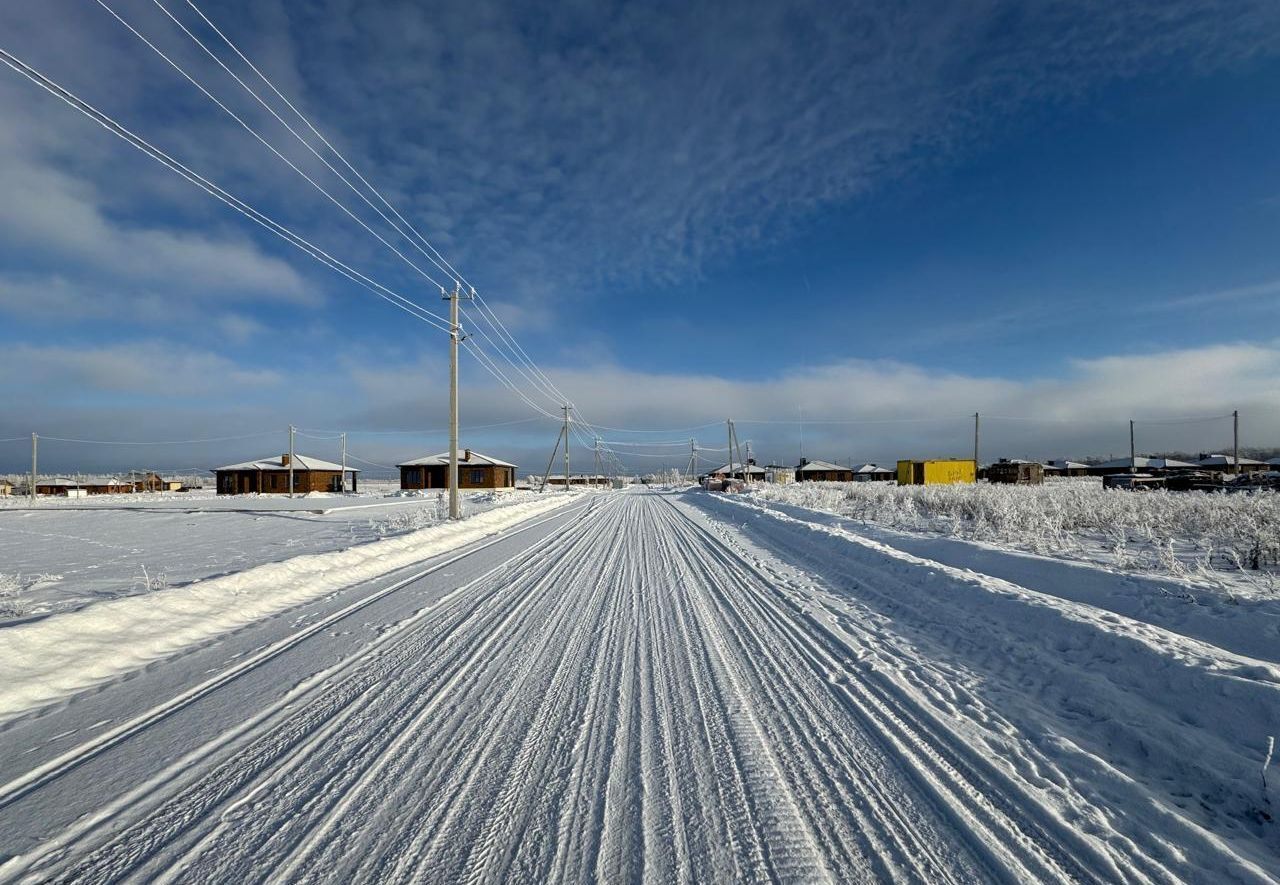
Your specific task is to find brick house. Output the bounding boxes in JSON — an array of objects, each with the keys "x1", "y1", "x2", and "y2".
[
  {"x1": 397, "y1": 449, "x2": 517, "y2": 490},
  {"x1": 213, "y1": 454, "x2": 358, "y2": 495}
]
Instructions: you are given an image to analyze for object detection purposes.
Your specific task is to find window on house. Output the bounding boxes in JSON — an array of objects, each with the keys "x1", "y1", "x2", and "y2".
[{"x1": 470, "y1": 469, "x2": 485, "y2": 484}]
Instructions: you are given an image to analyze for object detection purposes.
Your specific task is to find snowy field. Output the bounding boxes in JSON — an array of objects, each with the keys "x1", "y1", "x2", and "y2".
[
  {"x1": 0, "y1": 483, "x2": 557, "y2": 622},
  {"x1": 746, "y1": 478, "x2": 1280, "y2": 596},
  {"x1": 0, "y1": 486, "x2": 1275, "y2": 882}
]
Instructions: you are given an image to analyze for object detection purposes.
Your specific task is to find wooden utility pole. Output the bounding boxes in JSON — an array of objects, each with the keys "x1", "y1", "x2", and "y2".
[
  {"x1": 30, "y1": 432, "x2": 37, "y2": 505},
  {"x1": 288, "y1": 424, "x2": 296, "y2": 498},
  {"x1": 594, "y1": 436, "x2": 602, "y2": 483},
  {"x1": 1129, "y1": 419, "x2": 1136, "y2": 468},
  {"x1": 688, "y1": 438, "x2": 697, "y2": 481},
  {"x1": 340, "y1": 432, "x2": 348, "y2": 493},
  {"x1": 726, "y1": 419, "x2": 733, "y2": 481},
  {"x1": 1233, "y1": 409, "x2": 1240, "y2": 475},
  {"x1": 744, "y1": 439, "x2": 752, "y2": 486}
]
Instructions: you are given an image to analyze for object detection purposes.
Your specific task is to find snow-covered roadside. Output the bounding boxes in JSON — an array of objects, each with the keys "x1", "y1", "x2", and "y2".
[
  {"x1": 745, "y1": 479, "x2": 1280, "y2": 597},
  {"x1": 687, "y1": 492, "x2": 1280, "y2": 873},
  {"x1": 0, "y1": 493, "x2": 577, "y2": 723},
  {"x1": 736, "y1": 495, "x2": 1280, "y2": 662},
  {"x1": 0, "y1": 489, "x2": 545, "y2": 622}
]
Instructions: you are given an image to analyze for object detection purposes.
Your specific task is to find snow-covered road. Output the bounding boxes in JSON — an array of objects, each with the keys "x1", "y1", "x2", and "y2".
[{"x1": 0, "y1": 490, "x2": 1275, "y2": 882}]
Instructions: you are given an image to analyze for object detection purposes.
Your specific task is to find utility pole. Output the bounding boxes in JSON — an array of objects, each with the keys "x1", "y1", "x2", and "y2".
[
  {"x1": 562, "y1": 404, "x2": 571, "y2": 492},
  {"x1": 727, "y1": 418, "x2": 733, "y2": 481},
  {"x1": 30, "y1": 432, "x2": 37, "y2": 505},
  {"x1": 594, "y1": 436, "x2": 602, "y2": 484},
  {"x1": 288, "y1": 424, "x2": 296, "y2": 498},
  {"x1": 973, "y1": 412, "x2": 980, "y2": 469},
  {"x1": 1129, "y1": 419, "x2": 1135, "y2": 469},
  {"x1": 1233, "y1": 409, "x2": 1240, "y2": 475},
  {"x1": 340, "y1": 432, "x2": 348, "y2": 493},
  {"x1": 689, "y1": 438, "x2": 697, "y2": 481},
  {"x1": 444, "y1": 282, "x2": 472, "y2": 519},
  {"x1": 744, "y1": 439, "x2": 752, "y2": 486},
  {"x1": 799, "y1": 406, "x2": 805, "y2": 463}
]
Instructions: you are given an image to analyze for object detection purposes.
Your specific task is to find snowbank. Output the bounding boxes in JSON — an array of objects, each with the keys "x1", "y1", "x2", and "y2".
[{"x1": 0, "y1": 494, "x2": 574, "y2": 722}]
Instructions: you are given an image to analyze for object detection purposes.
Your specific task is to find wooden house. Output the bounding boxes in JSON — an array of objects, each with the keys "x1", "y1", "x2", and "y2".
[
  {"x1": 213, "y1": 454, "x2": 359, "y2": 495},
  {"x1": 986, "y1": 459, "x2": 1045, "y2": 485},
  {"x1": 398, "y1": 450, "x2": 517, "y2": 490},
  {"x1": 795, "y1": 459, "x2": 854, "y2": 482},
  {"x1": 82, "y1": 478, "x2": 135, "y2": 495}
]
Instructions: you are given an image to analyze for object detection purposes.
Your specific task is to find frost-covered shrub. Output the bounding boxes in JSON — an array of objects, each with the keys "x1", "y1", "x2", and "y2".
[{"x1": 747, "y1": 479, "x2": 1280, "y2": 586}]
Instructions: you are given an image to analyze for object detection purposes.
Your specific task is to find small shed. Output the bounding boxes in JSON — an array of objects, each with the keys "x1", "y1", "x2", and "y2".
[
  {"x1": 897, "y1": 459, "x2": 976, "y2": 485},
  {"x1": 213, "y1": 454, "x2": 358, "y2": 495},
  {"x1": 0, "y1": 479, "x2": 11, "y2": 497},
  {"x1": 795, "y1": 459, "x2": 854, "y2": 483},
  {"x1": 986, "y1": 459, "x2": 1045, "y2": 485},
  {"x1": 851, "y1": 464, "x2": 895, "y2": 482},
  {"x1": 398, "y1": 450, "x2": 517, "y2": 490},
  {"x1": 764, "y1": 464, "x2": 795, "y2": 484}
]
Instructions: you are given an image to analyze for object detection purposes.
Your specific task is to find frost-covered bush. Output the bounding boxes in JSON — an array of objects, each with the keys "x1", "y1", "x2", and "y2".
[{"x1": 748, "y1": 479, "x2": 1280, "y2": 586}]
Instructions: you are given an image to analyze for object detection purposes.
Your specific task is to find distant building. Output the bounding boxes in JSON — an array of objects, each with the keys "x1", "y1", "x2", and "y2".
[
  {"x1": 1043, "y1": 460, "x2": 1090, "y2": 477},
  {"x1": 986, "y1": 459, "x2": 1045, "y2": 485},
  {"x1": 543, "y1": 474, "x2": 608, "y2": 486},
  {"x1": 795, "y1": 459, "x2": 854, "y2": 482},
  {"x1": 82, "y1": 478, "x2": 135, "y2": 495},
  {"x1": 764, "y1": 464, "x2": 795, "y2": 484},
  {"x1": 213, "y1": 454, "x2": 359, "y2": 495},
  {"x1": 897, "y1": 459, "x2": 976, "y2": 485},
  {"x1": 704, "y1": 462, "x2": 766, "y2": 481},
  {"x1": 1088, "y1": 457, "x2": 1199, "y2": 476},
  {"x1": 1197, "y1": 454, "x2": 1266, "y2": 473},
  {"x1": 33, "y1": 477, "x2": 86, "y2": 497},
  {"x1": 851, "y1": 463, "x2": 895, "y2": 482},
  {"x1": 398, "y1": 450, "x2": 517, "y2": 490}
]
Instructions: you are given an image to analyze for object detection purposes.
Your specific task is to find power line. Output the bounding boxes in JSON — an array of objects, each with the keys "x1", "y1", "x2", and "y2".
[
  {"x1": 96, "y1": 0, "x2": 449, "y2": 292},
  {"x1": 0, "y1": 47, "x2": 454, "y2": 337},
  {"x1": 177, "y1": 0, "x2": 474, "y2": 291}
]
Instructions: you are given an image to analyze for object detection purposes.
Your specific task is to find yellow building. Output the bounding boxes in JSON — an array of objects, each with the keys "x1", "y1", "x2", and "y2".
[{"x1": 897, "y1": 459, "x2": 977, "y2": 485}]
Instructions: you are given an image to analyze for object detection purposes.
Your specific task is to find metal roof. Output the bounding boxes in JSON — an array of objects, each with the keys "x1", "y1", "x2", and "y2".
[
  {"x1": 396, "y1": 450, "x2": 517, "y2": 468},
  {"x1": 1197, "y1": 454, "x2": 1265, "y2": 467},
  {"x1": 706, "y1": 462, "x2": 766, "y2": 475},
  {"x1": 212, "y1": 454, "x2": 358, "y2": 473},
  {"x1": 1093, "y1": 456, "x2": 1198, "y2": 470},
  {"x1": 796, "y1": 459, "x2": 849, "y2": 472},
  {"x1": 852, "y1": 463, "x2": 894, "y2": 473}
]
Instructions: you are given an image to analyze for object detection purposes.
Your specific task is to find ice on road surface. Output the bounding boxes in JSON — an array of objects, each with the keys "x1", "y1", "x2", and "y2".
[{"x1": 0, "y1": 490, "x2": 1275, "y2": 883}]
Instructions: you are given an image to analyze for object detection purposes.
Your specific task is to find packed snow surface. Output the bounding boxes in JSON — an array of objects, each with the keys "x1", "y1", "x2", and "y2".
[{"x1": 0, "y1": 489, "x2": 1275, "y2": 882}]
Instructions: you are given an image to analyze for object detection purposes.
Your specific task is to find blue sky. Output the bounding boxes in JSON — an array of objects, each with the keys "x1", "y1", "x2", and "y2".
[{"x1": 1, "y1": 0, "x2": 1278, "y2": 473}]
